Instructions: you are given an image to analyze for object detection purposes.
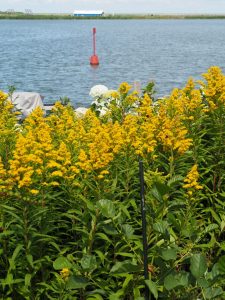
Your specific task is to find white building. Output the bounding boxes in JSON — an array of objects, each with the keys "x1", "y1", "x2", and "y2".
[{"x1": 73, "y1": 10, "x2": 104, "y2": 17}]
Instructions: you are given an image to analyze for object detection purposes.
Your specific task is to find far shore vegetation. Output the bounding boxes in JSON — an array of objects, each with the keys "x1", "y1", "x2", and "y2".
[{"x1": 1, "y1": 11, "x2": 225, "y2": 20}]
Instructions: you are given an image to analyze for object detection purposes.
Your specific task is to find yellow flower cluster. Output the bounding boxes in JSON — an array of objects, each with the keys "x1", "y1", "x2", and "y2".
[
  {"x1": 118, "y1": 82, "x2": 132, "y2": 95},
  {"x1": 0, "y1": 91, "x2": 18, "y2": 158},
  {"x1": 183, "y1": 164, "x2": 203, "y2": 195},
  {"x1": 0, "y1": 157, "x2": 8, "y2": 192},
  {"x1": 76, "y1": 111, "x2": 123, "y2": 172},
  {"x1": 60, "y1": 268, "x2": 70, "y2": 280},
  {"x1": 0, "y1": 66, "x2": 224, "y2": 195},
  {"x1": 156, "y1": 98, "x2": 192, "y2": 154},
  {"x1": 200, "y1": 66, "x2": 225, "y2": 110},
  {"x1": 104, "y1": 90, "x2": 119, "y2": 99},
  {"x1": 168, "y1": 81, "x2": 203, "y2": 119},
  {"x1": 8, "y1": 108, "x2": 78, "y2": 194},
  {"x1": 122, "y1": 114, "x2": 157, "y2": 156},
  {"x1": 137, "y1": 93, "x2": 154, "y2": 119}
]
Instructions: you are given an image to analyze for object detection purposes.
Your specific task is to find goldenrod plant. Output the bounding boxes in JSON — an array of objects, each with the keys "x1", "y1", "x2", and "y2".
[{"x1": 1, "y1": 67, "x2": 225, "y2": 299}]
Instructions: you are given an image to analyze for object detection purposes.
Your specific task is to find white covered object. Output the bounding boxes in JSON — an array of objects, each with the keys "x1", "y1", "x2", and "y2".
[
  {"x1": 89, "y1": 85, "x2": 108, "y2": 99},
  {"x1": 12, "y1": 92, "x2": 45, "y2": 118},
  {"x1": 75, "y1": 107, "x2": 88, "y2": 117}
]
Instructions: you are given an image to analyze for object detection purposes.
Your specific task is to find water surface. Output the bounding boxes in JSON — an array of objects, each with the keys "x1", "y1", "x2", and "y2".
[{"x1": 0, "y1": 19, "x2": 225, "y2": 105}]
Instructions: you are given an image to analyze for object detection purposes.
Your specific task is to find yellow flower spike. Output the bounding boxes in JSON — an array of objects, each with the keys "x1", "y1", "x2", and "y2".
[
  {"x1": 100, "y1": 170, "x2": 110, "y2": 175},
  {"x1": 36, "y1": 168, "x2": 43, "y2": 175},
  {"x1": 0, "y1": 91, "x2": 18, "y2": 169},
  {"x1": 156, "y1": 96, "x2": 193, "y2": 155},
  {"x1": 0, "y1": 157, "x2": 6, "y2": 177},
  {"x1": 50, "y1": 181, "x2": 60, "y2": 187},
  {"x1": 47, "y1": 161, "x2": 61, "y2": 169},
  {"x1": 30, "y1": 189, "x2": 39, "y2": 195},
  {"x1": 137, "y1": 93, "x2": 153, "y2": 117},
  {"x1": 187, "y1": 190, "x2": 193, "y2": 196},
  {"x1": 110, "y1": 91, "x2": 119, "y2": 99},
  {"x1": 60, "y1": 268, "x2": 70, "y2": 280},
  {"x1": 183, "y1": 164, "x2": 203, "y2": 192},
  {"x1": 0, "y1": 91, "x2": 8, "y2": 103},
  {"x1": 183, "y1": 78, "x2": 195, "y2": 92},
  {"x1": 9, "y1": 109, "x2": 70, "y2": 191},
  {"x1": 0, "y1": 157, "x2": 8, "y2": 192},
  {"x1": 118, "y1": 82, "x2": 132, "y2": 94},
  {"x1": 51, "y1": 171, "x2": 63, "y2": 177},
  {"x1": 125, "y1": 93, "x2": 139, "y2": 106},
  {"x1": 201, "y1": 66, "x2": 225, "y2": 109}
]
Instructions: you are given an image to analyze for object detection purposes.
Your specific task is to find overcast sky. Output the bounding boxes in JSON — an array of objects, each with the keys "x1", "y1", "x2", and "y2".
[{"x1": 1, "y1": 0, "x2": 225, "y2": 14}]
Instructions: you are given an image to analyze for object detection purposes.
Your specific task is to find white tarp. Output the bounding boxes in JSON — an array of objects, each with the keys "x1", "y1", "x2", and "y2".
[{"x1": 11, "y1": 92, "x2": 45, "y2": 118}]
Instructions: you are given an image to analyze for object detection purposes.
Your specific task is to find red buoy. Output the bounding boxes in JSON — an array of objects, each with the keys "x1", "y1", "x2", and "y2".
[{"x1": 90, "y1": 28, "x2": 99, "y2": 66}]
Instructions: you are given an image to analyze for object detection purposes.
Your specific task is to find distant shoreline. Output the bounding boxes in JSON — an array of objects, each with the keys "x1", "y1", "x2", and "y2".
[{"x1": 1, "y1": 13, "x2": 225, "y2": 20}]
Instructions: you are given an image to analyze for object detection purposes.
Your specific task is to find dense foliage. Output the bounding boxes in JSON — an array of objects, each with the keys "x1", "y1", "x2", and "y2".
[{"x1": 1, "y1": 67, "x2": 225, "y2": 299}]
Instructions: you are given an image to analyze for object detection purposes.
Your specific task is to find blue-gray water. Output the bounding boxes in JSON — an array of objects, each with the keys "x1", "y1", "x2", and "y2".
[{"x1": 0, "y1": 19, "x2": 225, "y2": 106}]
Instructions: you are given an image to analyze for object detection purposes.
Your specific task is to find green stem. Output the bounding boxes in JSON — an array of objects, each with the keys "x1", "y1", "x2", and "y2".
[
  {"x1": 169, "y1": 148, "x2": 174, "y2": 178},
  {"x1": 88, "y1": 210, "x2": 99, "y2": 255}
]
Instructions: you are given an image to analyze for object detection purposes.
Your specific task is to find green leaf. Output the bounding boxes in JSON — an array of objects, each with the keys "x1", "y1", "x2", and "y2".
[
  {"x1": 205, "y1": 208, "x2": 221, "y2": 225},
  {"x1": 4, "y1": 273, "x2": 14, "y2": 286},
  {"x1": 196, "y1": 234, "x2": 216, "y2": 249},
  {"x1": 151, "y1": 186, "x2": 163, "y2": 202},
  {"x1": 87, "y1": 289, "x2": 106, "y2": 297},
  {"x1": 153, "y1": 221, "x2": 168, "y2": 235},
  {"x1": 53, "y1": 257, "x2": 72, "y2": 270},
  {"x1": 79, "y1": 195, "x2": 95, "y2": 211},
  {"x1": 197, "y1": 278, "x2": 209, "y2": 288},
  {"x1": 66, "y1": 275, "x2": 89, "y2": 290},
  {"x1": 8, "y1": 244, "x2": 23, "y2": 271},
  {"x1": 97, "y1": 199, "x2": 116, "y2": 218},
  {"x1": 122, "y1": 274, "x2": 133, "y2": 289},
  {"x1": 121, "y1": 224, "x2": 134, "y2": 239},
  {"x1": 109, "y1": 288, "x2": 126, "y2": 300},
  {"x1": 145, "y1": 279, "x2": 158, "y2": 299},
  {"x1": 161, "y1": 248, "x2": 177, "y2": 261},
  {"x1": 155, "y1": 182, "x2": 170, "y2": 195},
  {"x1": 96, "y1": 232, "x2": 111, "y2": 243},
  {"x1": 133, "y1": 286, "x2": 144, "y2": 298},
  {"x1": 217, "y1": 255, "x2": 225, "y2": 274},
  {"x1": 12, "y1": 244, "x2": 23, "y2": 262},
  {"x1": 0, "y1": 230, "x2": 14, "y2": 238},
  {"x1": 220, "y1": 242, "x2": 225, "y2": 251},
  {"x1": 87, "y1": 295, "x2": 104, "y2": 300},
  {"x1": 26, "y1": 254, "x2": 34, "y2": 268},
  {"x1": 110, "y1": 260, "x2": 139, "y2": 274},
  {"x1": 81, "y1": 255, "x2": 97, "y2": 271},
  {"x1": 203, "y1": 224, "x2": 219, "y2": 234},
  {"x1": 94, "y1": 250, "x2": 105, "y2": 264},
  {"x1": 120, "y1": 204, "x2": 131, "y2": 219},
  {"x1": 25, "y1": 274, "x2": 31, "y2": 287},
  {"x1": 109, "y1": 291, "x2": 123, "y2": 300},
  {"x1": 151, "y1": 182, "x2": 170, "y2": 202},
  {"x1": 190, "y1": 254, "x2": 207, "y2": 279},
  {"x1": 210, "y1": 263, "x2": 221, "y2": 279},
  {"x1": 167, "y1": 175, "x2": 183, "y2": 187},
  {"x1": 164, "y1": 272, "x2": 189, "y2": 291},
  {"x1": 103, "y1": 224, "x2": 118, "y2": 236},
  {"x1": 204, "y1": 287, "x2": 224, "y2": 299},
  {"x1": 115, "y1": 252, "x2": 134, "y2": 258}
]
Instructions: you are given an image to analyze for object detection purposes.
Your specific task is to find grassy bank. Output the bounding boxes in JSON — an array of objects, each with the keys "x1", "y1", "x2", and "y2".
[{"x1": 1, "y1": 12, "x2": 225, "y2": 20}]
